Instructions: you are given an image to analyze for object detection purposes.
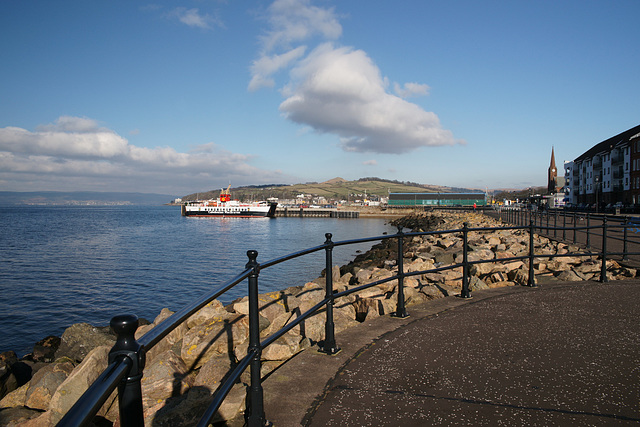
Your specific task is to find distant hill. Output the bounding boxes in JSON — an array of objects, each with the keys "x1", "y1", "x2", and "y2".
[
  {"x1": 0, "y1": 191, "x2": 177, "y2": 206},
  {"x1": 182, "y1": 177, "x2": 484, "y2": 202}
]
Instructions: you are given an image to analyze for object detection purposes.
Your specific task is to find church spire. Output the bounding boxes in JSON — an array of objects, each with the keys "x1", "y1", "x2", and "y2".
[{"x1": 548, "y1": 147, "x2": 557, "y2": 194}]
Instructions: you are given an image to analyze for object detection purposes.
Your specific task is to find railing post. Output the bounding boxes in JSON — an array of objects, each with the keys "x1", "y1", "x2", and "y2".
[
  {"x1": 546, "y1": 209, "x2": 550, "y2": 234},
  {"x1": 553, "y1": 209, "x2": 557, "y2": 238},
  {"x1": 528, "y1": 219, "x2": 536, "y2": 287},
  {"x1": 392, "y1": 226, "x2": 409, "y2": 317},
  {"x1": 573, "y1": 212, "x2": 577, "y2": 243},
  {"x1": 245, "y1": 250, "x2": 267, "y2": 427},
  {"x1": 319, "y1": 233, "x2": 340, "y2": 354},
  {"x1": 460, "y1": 222, "x2": 472, "y2": 298},
  {"x1": 623, "y1": 217, "x2": 629, "y2": 261},
  {"x1": 601, "y1": 218, "x2": 608, "y2": 283},
  {"x1": 109, "y1": 315, "x2": 145, "y2": 427},
  {"x1": 519, "y1": 207, "x2": 522, "y2": 226},
  {"x1": 562, "y1": 209, "x2": 566, "y2": 240},
  {"x1": 586, "y1": 213, "x2": 591, "y2": 248}
]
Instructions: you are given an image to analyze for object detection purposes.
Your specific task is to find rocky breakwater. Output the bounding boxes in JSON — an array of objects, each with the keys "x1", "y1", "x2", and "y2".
[{"x1": 1, "y1": 211, "x2": 637, "y2": 426}]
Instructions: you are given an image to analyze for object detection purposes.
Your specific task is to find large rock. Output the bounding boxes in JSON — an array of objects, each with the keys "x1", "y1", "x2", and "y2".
[
  {"x1": 469, "y1": 276, "x2": 489, "y2": 291},
  {"x1": 24, "y1": 359, "x2": 75, "y2": 410},
  {"x1": 186, "y1": 300, "x2": 228, "y2": 329},
  {"x1": 353, "y1": 297, "x2": 381, "y2": 322},
  {"x1": 419, "y1": 285, "x2": 446, "y2": 300},
  {"x1": 140, "y1": 350, "x2": 194, "y2": 412},
  {"x1": 232, "y1": 291, "x2": 288, "y2": 324},
  {"x1": 0, "y1": 357, "x2": 18, "y2": 401},
  {"x1": 48, "y1": 345, "x2": 114, "y2": 424},
  {"x1": 0, "y1": 406, "x2": 43, "y2": 426},
  {"x1": 261, "y1": 334, "x2": 302, "y2": 361},
  {"x1": 181, "y1": 314, "x2": 250, "y2": 369},
  {"x1": 0, "y1": 383, "x2": 28, "y2": 409},
  {"x1": 194, "y1": 354, "x2": 236, "y2": 390},
  {"x1": 137, "y1": 308, "x2": 188, "y2": 365},
  {"x1": 32, "y1": 336, "x2": 61, "y2": 363},
  {"x1": 557, "y1": 269, "x2": 583, "y2": 282},
  {"x1": 55, "y1": 323, "x2": 115, "y2": 362}
]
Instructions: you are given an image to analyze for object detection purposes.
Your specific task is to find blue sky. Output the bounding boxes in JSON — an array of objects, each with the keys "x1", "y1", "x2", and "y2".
[{"x1": 1, "y1": 0, "x2": 638, "y2": 196}]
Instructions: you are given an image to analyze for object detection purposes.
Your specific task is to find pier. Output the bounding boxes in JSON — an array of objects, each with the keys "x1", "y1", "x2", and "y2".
[{"x1": 274, "y1": 207, "x2": 359, "y2": 218}]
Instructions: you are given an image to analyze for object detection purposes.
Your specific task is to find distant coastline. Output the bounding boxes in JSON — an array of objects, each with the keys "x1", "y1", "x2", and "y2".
[{"x1": 0, "y1": 191, "x2": 177, "y2": 206}]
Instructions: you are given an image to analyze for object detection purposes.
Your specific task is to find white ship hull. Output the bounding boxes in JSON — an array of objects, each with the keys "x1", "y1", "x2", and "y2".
[{"x1": 182, "y1": 200, "x2": 277, "y2": 218}]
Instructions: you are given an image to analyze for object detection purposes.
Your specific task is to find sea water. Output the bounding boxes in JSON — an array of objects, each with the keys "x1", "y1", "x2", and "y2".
[{"x1": 0, "y1": 205, "x2": 393, "y2": 356}]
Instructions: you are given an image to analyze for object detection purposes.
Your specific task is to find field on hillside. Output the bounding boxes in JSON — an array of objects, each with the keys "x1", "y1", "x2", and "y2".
[{"x1": 182, "y1": 178, "x2": 479, "y2": 202}]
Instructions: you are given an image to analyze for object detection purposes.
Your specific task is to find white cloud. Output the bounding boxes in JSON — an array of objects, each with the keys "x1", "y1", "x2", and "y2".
[
  {"x1": 261, "y1": 0, "x2": 342, "y2": 52},
  {"x1": 252, "y1": 0, "x2": 462, "y2": 154},
  {"x1": 363, "y1": 160, "x2": 377, "y2": 166},
  {"x1": 249, "y1": 46, "x2": 307, "y2": 91},
  {"x1": 279, "y1": 44, "x2": 462, "y2": 153},
  {"x1": 0, "y1": 117, "x2": 286, "y2": 193},
  {"x1": 170, "y1": 7, "x2": 222, "y2": 30},
  {"x1": 249, "y1": 0, "x2": 341, "y2": 89}
]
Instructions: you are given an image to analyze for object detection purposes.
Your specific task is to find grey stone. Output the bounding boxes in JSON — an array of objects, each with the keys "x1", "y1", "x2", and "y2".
[{"x1": 55, "y1": 323, "x2": 115, "y2": 363}]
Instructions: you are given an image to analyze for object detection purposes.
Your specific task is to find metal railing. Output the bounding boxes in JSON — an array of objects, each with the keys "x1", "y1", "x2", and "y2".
[{"x1": 57, "y1": 211, "x2": 640, "y2": 426}]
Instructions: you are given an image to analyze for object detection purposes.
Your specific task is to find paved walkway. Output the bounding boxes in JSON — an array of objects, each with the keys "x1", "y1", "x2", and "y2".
[{"x1": 261, "y1": 280, "x2": 640, "y2": 426}]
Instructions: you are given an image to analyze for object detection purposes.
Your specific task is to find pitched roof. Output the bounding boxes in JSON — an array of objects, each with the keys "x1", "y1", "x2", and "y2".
[{"x1": 574, "y1": 124, "x2": 640, "y2": 162}]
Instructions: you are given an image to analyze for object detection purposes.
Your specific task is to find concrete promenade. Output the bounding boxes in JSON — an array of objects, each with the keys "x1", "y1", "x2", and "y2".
[{"x1": 260, "y1": 279, "x2": 640, "y2": 426}]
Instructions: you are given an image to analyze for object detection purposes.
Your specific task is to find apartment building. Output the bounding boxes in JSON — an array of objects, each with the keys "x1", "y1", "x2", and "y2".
[{"x1": 564, "y1": 124, "x2": 640, "y2": 207}]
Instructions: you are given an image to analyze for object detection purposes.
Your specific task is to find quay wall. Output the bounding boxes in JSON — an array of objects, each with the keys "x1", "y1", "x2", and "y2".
[{"x1": 274, "y1": 207, "x2": 359, "y2": 218}]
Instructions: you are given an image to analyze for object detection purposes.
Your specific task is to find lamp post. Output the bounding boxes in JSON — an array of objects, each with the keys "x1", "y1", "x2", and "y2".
[{"x1": 595, "y1": 176, "x2": 599, "y2": 213}]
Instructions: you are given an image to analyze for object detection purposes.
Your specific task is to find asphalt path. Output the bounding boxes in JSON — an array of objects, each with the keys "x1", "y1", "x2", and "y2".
[{"x1": 260, "y1": 281, "x2": 640, "y2": 426}]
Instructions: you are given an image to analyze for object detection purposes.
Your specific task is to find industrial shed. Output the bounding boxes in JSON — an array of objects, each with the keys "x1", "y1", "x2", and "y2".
[{"x1": 388, "y1": 192, "x2": 486, "y2": 207}]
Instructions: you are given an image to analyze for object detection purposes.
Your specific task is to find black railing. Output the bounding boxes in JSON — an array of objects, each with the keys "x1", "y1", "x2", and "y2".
[{"x1": 57, "y1": 211, "x2": 640, "y2": 426}]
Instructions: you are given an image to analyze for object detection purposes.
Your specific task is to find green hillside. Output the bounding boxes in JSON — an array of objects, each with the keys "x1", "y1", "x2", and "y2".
[{"x1": 182, "y1": 177, "x2": 481, "y2": 202}]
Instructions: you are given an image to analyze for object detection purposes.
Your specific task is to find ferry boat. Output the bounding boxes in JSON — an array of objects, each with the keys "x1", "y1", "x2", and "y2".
[{"x1": 181, "y1": 186, "x2": 277, "y2": 218}]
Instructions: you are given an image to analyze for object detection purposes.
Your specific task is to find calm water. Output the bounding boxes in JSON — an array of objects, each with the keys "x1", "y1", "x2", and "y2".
[{"x1": 0, "y1": 205, "x2": 393, "y2": 356}]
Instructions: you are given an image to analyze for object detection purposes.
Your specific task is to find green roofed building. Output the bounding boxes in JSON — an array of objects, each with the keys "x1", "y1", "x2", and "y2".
[{"x1": 388, "y1": 192, "x2": 486, "y2": 207}]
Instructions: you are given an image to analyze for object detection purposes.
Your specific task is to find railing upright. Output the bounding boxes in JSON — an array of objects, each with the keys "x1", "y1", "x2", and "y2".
[
  {"x1": 623, "y1": 218, "x2": 629, "y2": 261},
  {"x1": 460, "y1": 222, "x2": 471, "y2": 298},
  {"x1": 601, "y1": 219, "x2": 608, "y2": 283},
  {"x1": 245, "y1": 250, "x2": 267, "y2": 427},
  {"x1": 110, "y1": 314, "x2": 145, "y2": 427},
  {"x1": 573, "y1": 212, "x2": 577, "y2": 243},
  {"x1": 546, "y1": 209, "x2": 549, "y2": 233},
  {"x1": 528, "y1": 219, "x2": 536, "y2": 287},
  {"x1": 553, "y1": 209, "x2": 557, "y2": 238},
  {"x1": 562, "y1": 210, "x2": 566, "y2": 240},
  {"x1": 586, "y1": 213, "x2": 591, "y2": 248},
  {"x1": 320, "y1": 233, "x2": 340, "y2": 354},
  {"x1": 393, "y1": 227, "x2": 409, "y2": 317}
]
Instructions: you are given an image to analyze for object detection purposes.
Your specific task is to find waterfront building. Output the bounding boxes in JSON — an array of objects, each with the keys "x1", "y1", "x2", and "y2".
[
  {"x1": 564, "y1": 124, "x2": 640, "y2": 207},
  {"x1": 564, "y1": 161, "x2": 575, "y2": 206},
  {"x1": 388, "y1": 192, "x2": 486, "y2": 207}
]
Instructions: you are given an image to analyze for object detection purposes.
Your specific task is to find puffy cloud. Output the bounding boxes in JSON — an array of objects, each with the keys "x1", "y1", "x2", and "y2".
[
  {"x1": 0, "y1": 117, "x2": 285, "y2": 193},
  {"x1": 363, "y1": 159, "x2": 377, "y2": 166},
  {"x1": 252, "y1": 0, "x2": 462, "y2": 154},
  {"x1": 279, "y1": 44, "x2": 462, "y2": 153}
]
